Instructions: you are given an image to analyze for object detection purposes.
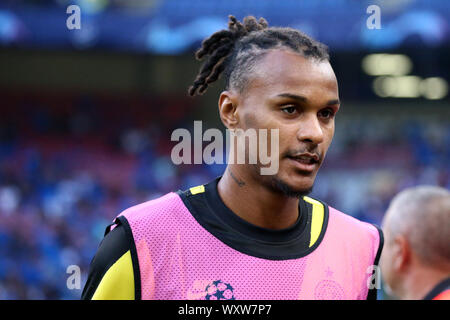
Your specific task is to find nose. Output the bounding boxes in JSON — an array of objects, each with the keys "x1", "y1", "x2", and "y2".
[{"x1": 296, "y1": 113, "x2": 324, "y2": 145}]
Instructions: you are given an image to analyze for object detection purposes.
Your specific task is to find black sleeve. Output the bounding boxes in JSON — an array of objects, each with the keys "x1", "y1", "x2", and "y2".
[
  {"x1": 367, "y1": 224, "x2": 384, "y2": 300},
  {"x1": 81, "y1": 223, "x2": 131, "y2": 300}
]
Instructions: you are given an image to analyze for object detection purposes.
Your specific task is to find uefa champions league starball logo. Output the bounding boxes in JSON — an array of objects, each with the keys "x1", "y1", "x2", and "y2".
[{"x1": 204, "y1": 280, "x2": 235, "y2": 300}]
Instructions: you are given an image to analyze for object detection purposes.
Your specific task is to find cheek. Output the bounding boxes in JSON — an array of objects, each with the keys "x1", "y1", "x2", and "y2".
[
  {"x1": 239, "y1": 96, "x2": 273, "y2": 127},
  {"x1": 321, "y1": 123, "x2": 335, "y2": 153},
  {"x1": 241, "y1": 112, "x2": 257, "y2": 129},
  {"x1": 276, "y1": 126, "x2": 298, "y2": 152},
  {"x1": 380, "y1": 245, "x2": 394, "y2": 282},
  {"x1": 241, "y1": 109, "x2": 274, "y2": 132},
  {"x1": 325, "y1": 121, "x2": 335, "y2": 142}
]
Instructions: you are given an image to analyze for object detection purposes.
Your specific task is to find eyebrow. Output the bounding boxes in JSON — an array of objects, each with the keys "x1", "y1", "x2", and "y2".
[{"x1": 276, "y1": 93, "x2": 340, "y2": 106}]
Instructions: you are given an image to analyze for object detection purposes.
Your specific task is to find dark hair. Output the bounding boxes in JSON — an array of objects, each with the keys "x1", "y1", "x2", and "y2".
[{"x1": 188, "y1": 15, "x2": 330, "y2": 96}]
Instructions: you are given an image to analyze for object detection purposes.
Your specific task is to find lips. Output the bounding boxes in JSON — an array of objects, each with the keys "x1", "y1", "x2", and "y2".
[{"x1": 287, "y1": 153, "x2": 320, "y2": 172}]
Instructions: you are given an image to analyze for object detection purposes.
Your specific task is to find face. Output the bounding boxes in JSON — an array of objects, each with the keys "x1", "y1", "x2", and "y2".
[
  {"x1": 380, "y1": 212, "x2": 403, "y2": 298},
  {"x1": 380, "y1": 223, "x2": 395, "y2": 295},
  {"x1": 223, "y1": 49, "x2": 340, "y2": 195}
]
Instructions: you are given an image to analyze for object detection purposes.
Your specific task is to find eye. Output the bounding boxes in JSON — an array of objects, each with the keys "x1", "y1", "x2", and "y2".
[
  {"x1": 281, "y1": 106, "x2": 297, "y2": 114},
  {"x1": 318, "y1": 108, "x2": 335, "y2": 119}
]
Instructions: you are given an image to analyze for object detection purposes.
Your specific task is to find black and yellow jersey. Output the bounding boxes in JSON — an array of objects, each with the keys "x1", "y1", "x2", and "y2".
[
  {"x1": 81, "y1": 221, "x2": 135, "y2": 300},
  {"x1": 82, "y1": 176, "x2": 382, "y2": 300}
]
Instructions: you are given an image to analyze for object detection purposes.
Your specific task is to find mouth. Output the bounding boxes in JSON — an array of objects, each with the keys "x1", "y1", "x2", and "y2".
[{"x1": 286, "y1": 153, "x2": 320, "y2": 173}]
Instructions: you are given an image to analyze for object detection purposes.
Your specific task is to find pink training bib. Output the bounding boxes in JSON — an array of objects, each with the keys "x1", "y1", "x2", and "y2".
[{"x1": 116, "y1": 191, "x2": 381, "y2": 300}]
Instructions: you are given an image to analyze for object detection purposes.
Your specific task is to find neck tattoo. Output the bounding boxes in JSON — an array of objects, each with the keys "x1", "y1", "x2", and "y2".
[{"x1": 229, "y1": 169, "x2": 245, "y2": 187}]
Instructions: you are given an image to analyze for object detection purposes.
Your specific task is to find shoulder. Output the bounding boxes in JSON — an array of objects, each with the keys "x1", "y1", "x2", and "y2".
[
  {"x1": 81, "y1": 223, "x2": 136, "y2": 300},
  {"x1": 329, "y1": 202, "x2": 384, "y2": 266},
  {"x1": 117, "y1": 191, "x2": 187, "y2": 225},
  {"x1": 328, "y1": 202, "x2": 382, "y2": 241},
  {"x1": 305, "y1": 195, "x2": 383, "y2": 256}
]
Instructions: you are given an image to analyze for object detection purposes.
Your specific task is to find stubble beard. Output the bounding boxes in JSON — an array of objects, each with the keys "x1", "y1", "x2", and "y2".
[
  {"x1": 250, "y1": 163, "x2": 314, "y2": 198},
  {"x1": 269, "y1": 175, "x2": 314, "y2": 198}
]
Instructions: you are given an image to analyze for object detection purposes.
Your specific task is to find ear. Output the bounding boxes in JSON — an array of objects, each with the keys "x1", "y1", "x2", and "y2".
[
  {"x1": 392, "y1": 235, "x2": 411, "y2": 272},
  {"x1": 218, "y1": 90, "x2": 239, "y2": 129}
]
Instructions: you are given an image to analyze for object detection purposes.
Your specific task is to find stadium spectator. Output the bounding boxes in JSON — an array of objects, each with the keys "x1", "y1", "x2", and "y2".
[{"x1": 380, "y1": 186, "x2": 450, "y2": 300}]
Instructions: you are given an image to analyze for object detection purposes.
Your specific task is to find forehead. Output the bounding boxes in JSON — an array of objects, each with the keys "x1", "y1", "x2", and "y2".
[{"x1": 243, "y1": 49, "x2": 338, "y2": 101}]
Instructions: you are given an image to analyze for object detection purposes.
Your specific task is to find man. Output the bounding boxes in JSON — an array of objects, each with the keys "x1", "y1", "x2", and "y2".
[
  {"x1": 82, "y1": 15, "x2": 383, "y2": 300},
  {"x1": 381, "y1": 186, "x2": 450, "y2": 300}
]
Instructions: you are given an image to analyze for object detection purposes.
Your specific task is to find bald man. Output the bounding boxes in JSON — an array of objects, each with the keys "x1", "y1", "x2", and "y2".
[{"x1": 380, "y1": 186, "x2": 450, "y2": 300}]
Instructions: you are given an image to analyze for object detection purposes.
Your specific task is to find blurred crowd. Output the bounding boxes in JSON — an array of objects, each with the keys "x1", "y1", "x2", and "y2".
[{"x1": 0, "y1": 91, "x2": 449, "y2": 299}]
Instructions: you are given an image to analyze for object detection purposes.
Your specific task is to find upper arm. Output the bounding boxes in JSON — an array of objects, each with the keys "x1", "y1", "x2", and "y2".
[{"x1": 81, "y1": 222, "x2": 136, "y2": 300}]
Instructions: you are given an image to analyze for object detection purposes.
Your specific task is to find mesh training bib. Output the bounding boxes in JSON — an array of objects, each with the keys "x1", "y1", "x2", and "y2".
[{"x1": 116, "y1": 191, "x2": 381, "y2": 300}]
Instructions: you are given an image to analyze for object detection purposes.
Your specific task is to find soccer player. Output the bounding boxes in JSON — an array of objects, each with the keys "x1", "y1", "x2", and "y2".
[
  {"x1": 380, "y1": 186, "x2": 450, "y2": 300},
  {"x1": 82, "y1": 16, "x2": 383, "y2": 300}
]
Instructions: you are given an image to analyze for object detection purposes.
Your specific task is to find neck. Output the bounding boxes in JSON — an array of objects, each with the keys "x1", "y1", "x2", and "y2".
[
  {"x1": 400, "y1": 265, "x2": 450, "y2": 300},
  {"x1": 217, "y1": 165, "x2": 300, "y2": 230}
]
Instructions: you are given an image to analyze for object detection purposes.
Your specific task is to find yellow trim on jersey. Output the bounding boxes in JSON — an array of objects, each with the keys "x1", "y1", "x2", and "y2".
[
  {"x1": 303, "y1": 196, "x2": 325, "y2": 248},
  {"x1": 189, "y1": 185, "x2": 205, "y2": 195},
  {"x1": 91, "y1": 250, "x2": 134, "y2": 300}
]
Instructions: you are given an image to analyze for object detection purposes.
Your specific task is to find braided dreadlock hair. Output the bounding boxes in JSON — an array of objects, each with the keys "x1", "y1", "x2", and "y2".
[{"x1": 188, "y1": 15, "x2": 330, "y2": 96}]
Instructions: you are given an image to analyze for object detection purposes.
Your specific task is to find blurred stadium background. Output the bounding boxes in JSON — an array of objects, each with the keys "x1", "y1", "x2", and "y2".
[{"x1": 0, "y1": 0, "x2": 449, "y2": 299}]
